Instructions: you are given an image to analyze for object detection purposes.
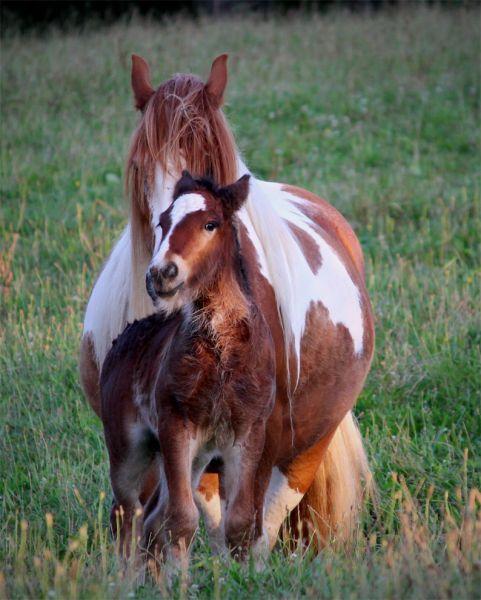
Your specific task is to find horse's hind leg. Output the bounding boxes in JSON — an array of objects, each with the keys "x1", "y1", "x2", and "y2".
[
  {"x1": 194, "y1": 466, "x2": 226, "y2": 553},
  {"x1": 263, "y1": 431, "x2": 335, "y2": 550}
]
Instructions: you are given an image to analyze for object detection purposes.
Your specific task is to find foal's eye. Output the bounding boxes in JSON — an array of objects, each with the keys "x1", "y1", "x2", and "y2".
[{"x1": 204, "y1": 222, "x2": 218, "y2": 232}]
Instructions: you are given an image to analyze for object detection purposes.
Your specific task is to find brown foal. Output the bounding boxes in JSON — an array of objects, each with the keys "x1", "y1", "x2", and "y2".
[{"x1": 100, "y1": 172, "x2": 276, "y2": 568}]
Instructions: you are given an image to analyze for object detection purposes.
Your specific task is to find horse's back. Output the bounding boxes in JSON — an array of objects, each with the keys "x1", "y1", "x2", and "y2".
[
  {"x1": 247, "y1": 178, "x2": 374, "y2": 459},
  {"x1": 281, "y1": 184, "x2": 365, "y2": 280}
]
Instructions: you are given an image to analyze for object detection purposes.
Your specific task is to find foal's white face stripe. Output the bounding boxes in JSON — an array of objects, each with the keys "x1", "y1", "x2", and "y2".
[{"x1": 150, "y1": 193, "x2": 206, "y2": 266}]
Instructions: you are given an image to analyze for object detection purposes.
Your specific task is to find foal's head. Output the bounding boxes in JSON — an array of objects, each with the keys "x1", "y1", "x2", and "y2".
[{"x1": 146, "y1": 171, "x2": 250, "y2": 312}]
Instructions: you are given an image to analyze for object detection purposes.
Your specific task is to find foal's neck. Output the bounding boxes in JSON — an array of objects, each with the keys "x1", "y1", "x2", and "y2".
[{"x1": 194, "y1": 228, "x2": 251, "y2": 339}]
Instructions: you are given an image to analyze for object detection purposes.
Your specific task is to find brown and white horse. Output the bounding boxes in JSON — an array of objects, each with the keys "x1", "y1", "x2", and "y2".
[
  {"x1": 101, "y1": 172, "x2": 276, "y2": 564},
  {"x1": 80, "y1": 53, "x2": 375, "y2": 551}
]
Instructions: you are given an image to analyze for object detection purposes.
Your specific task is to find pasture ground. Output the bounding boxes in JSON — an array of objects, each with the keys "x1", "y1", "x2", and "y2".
[{"x1": 1, "y1": 7, "x2": 480, "y2": 599}]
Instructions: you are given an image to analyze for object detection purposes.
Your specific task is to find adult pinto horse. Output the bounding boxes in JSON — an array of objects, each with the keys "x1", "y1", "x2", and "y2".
[{"x1": 80, "y1": 54, "x2": 374, "y2": 550}]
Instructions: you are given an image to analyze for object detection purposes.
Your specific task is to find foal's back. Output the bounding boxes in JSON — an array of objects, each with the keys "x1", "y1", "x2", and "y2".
[{"x1": 101, "y1": 313, "x2": 179, "y2": 396}]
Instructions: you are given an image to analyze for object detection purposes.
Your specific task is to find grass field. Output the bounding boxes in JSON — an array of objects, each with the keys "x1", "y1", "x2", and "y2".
[{"x1": 1, "y1": 7, "x2": 480, "y2": 599}]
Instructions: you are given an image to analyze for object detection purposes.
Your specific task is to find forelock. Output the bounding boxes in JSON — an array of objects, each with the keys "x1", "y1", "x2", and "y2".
[{"x1": 173, "y1": 176, "x2": 219, "y2": 201}]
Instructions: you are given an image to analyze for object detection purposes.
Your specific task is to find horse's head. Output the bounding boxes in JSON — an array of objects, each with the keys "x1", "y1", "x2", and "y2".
[
  {"x1": 127, "y1": 54, "x2": 239, "y2": 273},
  {"x1": 146, "y1": 171, "x2": 250, "y2": 312}
]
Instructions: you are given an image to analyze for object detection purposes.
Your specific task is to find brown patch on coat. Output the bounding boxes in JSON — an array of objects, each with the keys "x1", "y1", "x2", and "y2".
[
  {"x1": 284, "y1": 429, "x2": 336, "y2": 494},
  {"x1": 287, "y1": 222, "x2": 322, "y2": 273},
  {"x1": 79, "y1": 333, "x2": 101, "y2": 418},
  {"x1": 276, "y1": 298, "x2": 373, "y2": 470},
  {"x1": 282, "y1": 184, "x2": 365, "y2": 279}
]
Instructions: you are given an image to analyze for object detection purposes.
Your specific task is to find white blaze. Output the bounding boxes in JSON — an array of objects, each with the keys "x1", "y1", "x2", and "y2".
[{"x1": 150, "y1": 193, "x2": 206, "y2": 267}]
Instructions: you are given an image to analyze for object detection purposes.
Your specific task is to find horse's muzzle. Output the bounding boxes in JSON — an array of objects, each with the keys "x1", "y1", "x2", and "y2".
[{"x1": 146, "y1": 266, "x2": 184, "y2": 302}]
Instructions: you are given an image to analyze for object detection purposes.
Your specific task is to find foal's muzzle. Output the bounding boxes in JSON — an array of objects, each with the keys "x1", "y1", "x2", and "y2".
[{"x1": 146, "y1": 263, "x2": 182, "y2": 301}]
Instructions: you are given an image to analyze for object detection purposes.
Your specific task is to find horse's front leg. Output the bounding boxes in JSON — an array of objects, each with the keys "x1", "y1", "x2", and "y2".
[
  {"x1": 223, "y1": 420, "x2": 268, "y2": 559},
  {"x1": 143, "y1": 416, "x2": 200, "y2": 577}
]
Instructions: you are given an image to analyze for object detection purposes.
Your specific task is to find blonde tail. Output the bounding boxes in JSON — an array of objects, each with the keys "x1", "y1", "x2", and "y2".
[{"x1": 291, "y1": 410, "x2": 375, "y2": 549}]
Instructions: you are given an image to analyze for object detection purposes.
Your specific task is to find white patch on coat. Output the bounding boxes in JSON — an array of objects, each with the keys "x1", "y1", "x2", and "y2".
[
  {"x1": 221, "y1": 444, "x2": 243, "y2": 506},
  {"x1": 83, "y1": 225, "x2": 155, "y2": 367},
  {"x1": 240, "y1": 174, "x2": 364, "y2": 377},
  {"x1": 194, "y1": 487, "x2": 226, "y2": 554},
  {"x1": 278, "y1": 186, "x2": 363, "y2": 354},
  {"x1": 150, "y1": 164, "x2": 177, "y2": 227},
  {"x1": 263, "y1": 467, "x2": 304, "y2": 549}
]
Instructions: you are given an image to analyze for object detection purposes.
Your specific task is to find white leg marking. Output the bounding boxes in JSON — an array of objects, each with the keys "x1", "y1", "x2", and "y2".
[
  {"x1": 195, "y1": 488, "x2": 226, "y2": 554},
  {"x1": 263, "y1": 467, "x2": 304, "y2": 549}
]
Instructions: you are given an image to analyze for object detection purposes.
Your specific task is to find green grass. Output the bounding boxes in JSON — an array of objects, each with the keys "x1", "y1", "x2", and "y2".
[{"x1": 1, "y1": 7, "x2": 480, "y2": 599}]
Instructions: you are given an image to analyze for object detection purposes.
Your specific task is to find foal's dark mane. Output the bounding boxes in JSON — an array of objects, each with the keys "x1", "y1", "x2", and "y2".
[{"x1": 172, "y1": 174, "x2": 221, "y2": 201}]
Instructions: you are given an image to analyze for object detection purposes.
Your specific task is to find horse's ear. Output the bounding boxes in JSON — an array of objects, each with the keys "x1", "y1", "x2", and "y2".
[
  {"x1": 205, "y1": 54, "x2": 228, "y2": 108},
  {"x1": 131, "y1": 54, "x2": 155, "y2": 111},
  {"x1": 173, "y1": 171, "x2": 196, "y2": 199},
  {"x1": 220, "y1": 174, "x2": 250, "y2": 216}
]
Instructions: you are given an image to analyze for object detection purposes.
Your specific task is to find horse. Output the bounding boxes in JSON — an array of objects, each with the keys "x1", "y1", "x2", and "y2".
[
  {"x1": 80, "y1": 53, "x2": 375, "y2": 551},
  {"x1": 101, "y1": 171, "x2": 276, "y2": 567}
]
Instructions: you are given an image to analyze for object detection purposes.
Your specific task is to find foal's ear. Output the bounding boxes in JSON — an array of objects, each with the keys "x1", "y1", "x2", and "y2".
[
  {"x1": 131, "y1": 54, "x2": 155, "y2": 111},
  {"x1": 205, "y1": 54, "x2": 228, "y2": 108},
  {"x1": 220, "y1": 174, "x2": 250, "y2": 216},
  {"x1": 173, "y1": 170, "x2": 196, "y2": 199}
]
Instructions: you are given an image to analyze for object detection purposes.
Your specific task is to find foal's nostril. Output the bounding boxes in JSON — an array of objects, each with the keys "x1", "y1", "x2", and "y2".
[
  {"x1": 146, "y1": 269, "x2": 159, "y2": 301},
  {"x1": 161, "y1": 262, "x2": 178, "y2": 280},
  {"x1": 148, "y1": 266, "x2": 162, "y2": 286}
]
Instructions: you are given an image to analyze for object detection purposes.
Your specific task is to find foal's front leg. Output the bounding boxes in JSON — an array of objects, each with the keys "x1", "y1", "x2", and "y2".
[
  {"x1": 223, "y1": 420, "x2": 268, "y2": 558},
  {"x1": 143, "y1": 416, "x2": 200, "y2": 574}
]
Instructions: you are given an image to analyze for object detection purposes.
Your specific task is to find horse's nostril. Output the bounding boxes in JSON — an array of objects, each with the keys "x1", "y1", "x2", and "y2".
[
  {"x1": 149, "y1": 266, "x2": 160, "y2": 282},
  {"x1": 161, "y1": 262, "x2": 178, "y2": 280}
]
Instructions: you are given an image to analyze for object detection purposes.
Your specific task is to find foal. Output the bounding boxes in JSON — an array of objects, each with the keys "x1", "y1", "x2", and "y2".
[{"x1": 100, "y1": 172, "x2": 276, "y2": 566}]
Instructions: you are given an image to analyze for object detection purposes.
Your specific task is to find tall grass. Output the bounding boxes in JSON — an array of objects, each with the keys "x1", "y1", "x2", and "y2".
[{"x1": 1, "y1": 7, "x2": 480, "y2": 598}]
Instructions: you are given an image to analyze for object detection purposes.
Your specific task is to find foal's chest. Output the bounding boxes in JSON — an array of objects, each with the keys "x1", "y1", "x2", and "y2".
[{"x1": 160, "y1": 333, "x2": 255, "y2": 438}]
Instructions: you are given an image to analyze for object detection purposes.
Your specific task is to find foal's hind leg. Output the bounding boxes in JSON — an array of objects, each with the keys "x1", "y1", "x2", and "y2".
[{"x1": 107, "y1": 425, "x2": 159, "y2": 557}]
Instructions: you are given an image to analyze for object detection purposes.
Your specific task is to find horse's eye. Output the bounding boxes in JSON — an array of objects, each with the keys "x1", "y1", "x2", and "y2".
[{"x1": 204, "y1": 222, "x2": 218, "y2": 232}]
